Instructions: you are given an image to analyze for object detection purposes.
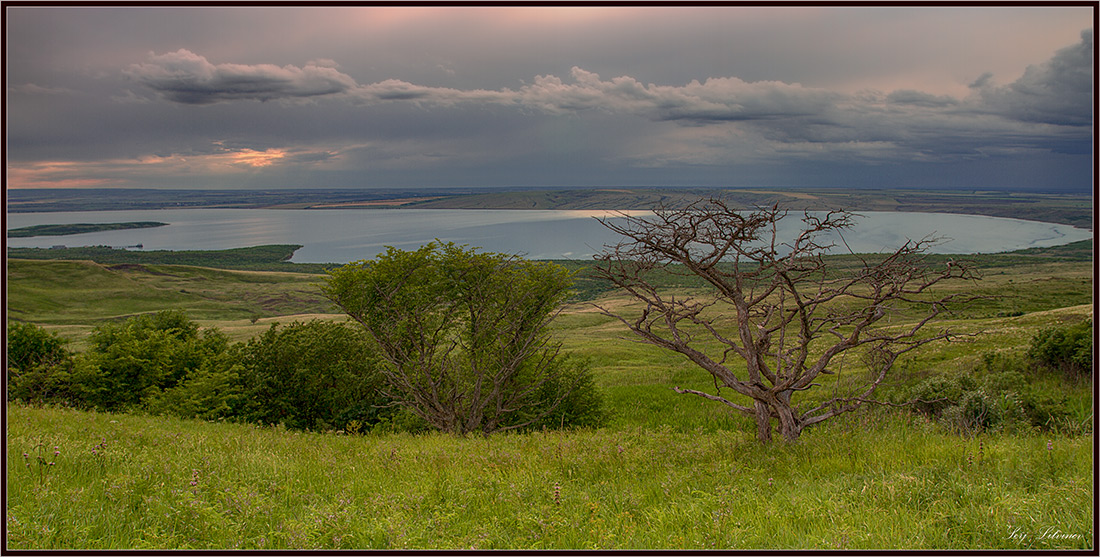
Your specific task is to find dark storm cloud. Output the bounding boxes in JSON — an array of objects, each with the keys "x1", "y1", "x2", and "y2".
[
  {"x1": 972, "y1": 29, "x2": 1094, "y2": 127},
  {"x1": 125, "y1": 49, "x2": 358, "y2": 104},
  {"x1": 5, "y1": 6, "x2": 1093, "y2": 192},
  {"x1": 127, "y1": 28, "x2": 1092, "y2": 147}
]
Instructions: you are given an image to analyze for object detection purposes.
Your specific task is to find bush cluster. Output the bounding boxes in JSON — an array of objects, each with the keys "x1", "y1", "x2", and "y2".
[
  {"x1": 7, "y1": 321, "x2": 75, "y2": 403},
  {"x1": 906, "y1": 333, "x2": 1088, "y2": 436},
  {"x1": 1027, "y1": 319, "x2": 1092, "y2": 381},
  {"x1": 7, "y1": 312, "x2": 605, "y2": 434}
]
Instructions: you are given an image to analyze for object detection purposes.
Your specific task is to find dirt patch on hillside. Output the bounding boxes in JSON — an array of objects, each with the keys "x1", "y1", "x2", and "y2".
[{"x1": 107, "y1": 263, "x2": 173, "y2": 276}]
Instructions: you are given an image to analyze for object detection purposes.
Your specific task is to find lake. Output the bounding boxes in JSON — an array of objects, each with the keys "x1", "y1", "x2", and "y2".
[{"x1": 5, "y1": 208, "x2": 1092, "y2": 263}]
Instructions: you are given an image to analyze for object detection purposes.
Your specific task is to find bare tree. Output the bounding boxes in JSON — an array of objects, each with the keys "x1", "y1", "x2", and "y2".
[{"x1": 593, "y1": 200, "x2": 980, "y2": 443}]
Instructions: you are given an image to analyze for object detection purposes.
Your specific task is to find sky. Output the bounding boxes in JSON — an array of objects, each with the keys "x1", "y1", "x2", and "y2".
[{"x1": 4, "y1": 5, "x2": 1095, "y2": 192}]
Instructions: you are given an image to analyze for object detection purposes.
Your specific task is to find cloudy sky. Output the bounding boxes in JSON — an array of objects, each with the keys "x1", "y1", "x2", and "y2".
[{"x1": 5, "y1": 6, "x2": 1094, "y2": 192}]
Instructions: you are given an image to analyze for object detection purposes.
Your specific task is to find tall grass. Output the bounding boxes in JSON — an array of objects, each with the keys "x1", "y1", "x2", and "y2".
[{"x1": 6, "y1": 404, "x2": 1092, "y2": 550}]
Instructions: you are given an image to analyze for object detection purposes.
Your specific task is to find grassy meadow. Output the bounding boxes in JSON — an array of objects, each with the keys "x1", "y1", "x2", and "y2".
[
  {"x1": 4, "y1": 243, "x2": 1094, "y2": 550},
  {"x1": 6, "y1": 405, "x2": 1092, "y2": 550}
]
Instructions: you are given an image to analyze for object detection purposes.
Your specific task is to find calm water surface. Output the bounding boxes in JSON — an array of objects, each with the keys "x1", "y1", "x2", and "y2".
[{"x1": 5, "y1": 209, "x2": 1092, "y2": 263}]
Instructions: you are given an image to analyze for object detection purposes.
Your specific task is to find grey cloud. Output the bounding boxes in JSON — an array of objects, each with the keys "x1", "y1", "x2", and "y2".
[
  {"x1": 59, "y1": 28, "x2": 1099, "y2": 191},
  {"x1": 284, "y1": 150, "x2": 339, "y2": 164},
  {"x1": 974, "y1": 29, "x2": 1093, "y2": 126},
  {"x1": 127, "y1": 36, "x2": 1090, "y2": 154},
  {"x1": 125, "y1": 49, "x2": 358, "y2": 104},
  {"x1": 968, "y1": 72, "x2": 994, "y2": 89},
  {"x1": 123, "y1": 46, "x2": 1091, "y2": 172},
  {"x1": 513, "y1": 68, "x2": 840, "y2": 123},
  {"x1": 131, "y1": 52, "x2": 840, "y2": 125}
]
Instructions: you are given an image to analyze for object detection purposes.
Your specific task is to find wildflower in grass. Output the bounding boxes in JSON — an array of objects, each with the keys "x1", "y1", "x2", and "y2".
[
  {"x1": 553, "y1": 482, "x2": 561, "y2": 505},
  {"x1": 1044, "y1": 439, "x2": 1059, "y2": 486}
]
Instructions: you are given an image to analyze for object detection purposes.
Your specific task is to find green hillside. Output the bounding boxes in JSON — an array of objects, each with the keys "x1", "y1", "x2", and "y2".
[
  {"x1": 5, "y1": 241, "x2": 1093, "y2": 550},
  {"x1": 6, "y1": 259, "x2": 332, "y2": 331}
]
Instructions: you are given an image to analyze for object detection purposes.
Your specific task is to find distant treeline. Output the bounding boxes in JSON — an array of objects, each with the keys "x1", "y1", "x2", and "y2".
[{"x1": 7, "y1": 221, "x2": 168, "y2": 238}]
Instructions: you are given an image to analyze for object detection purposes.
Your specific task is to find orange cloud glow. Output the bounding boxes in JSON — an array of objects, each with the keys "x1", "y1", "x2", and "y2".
[
  {"x1": 226, "y1": 148, "x2": 286, "y2": 168},
  {"x1": 7, "y1": 147, "x2": 293, "y2": 189}
]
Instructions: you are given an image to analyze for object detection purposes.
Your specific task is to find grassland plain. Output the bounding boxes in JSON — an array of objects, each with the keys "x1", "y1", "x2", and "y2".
[
  {"x1": 4, "y1": 242, "x2": 1094, "y2": 550},
  {"x1": 5, "y1": 405, "x2": 1092, "y2": 550}
]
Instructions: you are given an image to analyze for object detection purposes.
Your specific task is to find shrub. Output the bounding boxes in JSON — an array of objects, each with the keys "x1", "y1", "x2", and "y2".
[
  {"x1": 1028, "y1": 320, "x2": 1093, "y2": 381},
  {"x1": 909, "y1": 374, "x2": 978, "y2": 419},
  {"x1": 79, "y1": 310, "x2": 230, "y2": 411},
  {"x1": 523, "y1": 356, "x2": 607, "y2": 431},
  {"x1": 6, "y1": 322, "x2": 75, "y2": 404},
  {"x1": 236, "y1": 320, "x2": 388, "y2": 431},
  {"x1": 1018, "y1": 388, "x2": 1074, "y2": 432},
  {"x1": 144, "y1": 354, "x2": 245, "y2": 422},
  {"x1": 908, "y1": 350, "x2": 1083, "y2": 434}
]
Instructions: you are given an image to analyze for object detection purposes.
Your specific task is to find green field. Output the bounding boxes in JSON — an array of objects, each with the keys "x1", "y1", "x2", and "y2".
[
  {"x1": 4, "y1": 240, "x2": 1094, "y2": 550},
  {"x1": 7, "y1": 404, "x2": 1092, "y2": 550}
]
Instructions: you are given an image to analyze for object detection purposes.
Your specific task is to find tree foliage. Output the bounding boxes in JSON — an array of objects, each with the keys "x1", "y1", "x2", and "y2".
[
  {"x1": 323, "y1": 242, "x2": 602, "y2": 435},
  {"x1": 1028, "y1": 320, "x2": 1092, "y2": 381},
  {"x1": 77, "y1": 310, "x2": 231, "y2": 411},
  {"x1": 236, "y1": 320, "x2": 386, "y2": 431},
  {"x1": 594, "y1": 200, "x2": 980, "y2": 443},
  {"x1": 6, "y1": 322, "x2": 75, "y2": 404}
]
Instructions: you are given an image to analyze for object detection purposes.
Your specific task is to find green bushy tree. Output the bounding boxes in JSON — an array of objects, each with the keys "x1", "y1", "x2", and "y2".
[
  {"x1": 1028, "y1": 320, "x2": 1092, "y2": 381},
  {"x1": 78, "y1": 310, "x2": 231, "y2": 411},
  {"x1": 144, "y1": 349, "x2": 244, "y2": 422},
  {"x1": 323, "y1": 242, "x2": 605, "y2": 435},
  {"x1": 236, "y1": 320, "x2": 386, "y2": 431},
  {"x1": 6, "y1": 322, "x2": 75, "y2": 404}
]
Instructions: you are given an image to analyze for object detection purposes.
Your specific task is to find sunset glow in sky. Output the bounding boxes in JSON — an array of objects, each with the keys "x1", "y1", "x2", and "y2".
[{"x1": 5, "y1": 6, "x2": 1094, "y2": 191}]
